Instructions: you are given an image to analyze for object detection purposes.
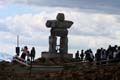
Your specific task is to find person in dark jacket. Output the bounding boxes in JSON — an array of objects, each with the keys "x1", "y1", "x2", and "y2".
[
  {"x1": 115, "y1": 46, "x2": 120, "y2": 62},
  {"x1": 30, "y1": 47, "x2": 36, "y2": 62},
  {"x1": 75, "y1": 50, "x2": 80, "y2": 60},
  {"x1": 80, "y1": 50, "x2": 84, "y2": 61},
  {"x1": 85, "y1": 49, "x2": 94, "y2": 62}
]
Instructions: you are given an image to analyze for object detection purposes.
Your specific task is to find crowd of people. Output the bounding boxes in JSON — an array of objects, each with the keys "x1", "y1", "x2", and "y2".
[
  {"x1": 15, "y1": 45, "x2": 120, "y2": 64},
  {"x1": 75, "y1": 45, "x2": 120, "y2": 63},
  {"x1": 17, "y1": 46, "x2": 36, "y2": 62}
]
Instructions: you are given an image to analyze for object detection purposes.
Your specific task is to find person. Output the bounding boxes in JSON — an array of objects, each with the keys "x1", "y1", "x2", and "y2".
[
  {"x1": 85, "y1": 50, "x2": 91, "y2": 62},
  {"x1": 89, "y1": 49, "x2": 94, "y2": 62},
  {"x1": 80, "y1": 50, "x2": 84, "y2": 61},
  {"x1": 107, "y1": 45, "x2": 114, "y2": 60},
  {"x1": 21, "y1": 46, "x2": 27, "y2": 60},
  {"x1": 30, "y1": 47, "x2": 36, "y2": 62},
  {"x1": 95, "y1": 49, "x2": 101, "y2": 65},
  {"x1": 115, "y1": 46, "x2": 120, "y2": 62},
  {"x1": 101, "y1": 48, "x2": 107, "y2": 61},
  {"x1": 95, "y1": 49, "x2": 101, "y2": 62},
  {"x1": 85, "y1": 49, "x2": 94, "y2": 62},
  {"x1": 27, "y1": 50, "x2": 30, "y2": 62},
  {"x1": 75, "y1": 50, "x2": 80, "y2": 60},
  {"x1": 21, "y1": 46, "x2": 29, "y2": 61}
]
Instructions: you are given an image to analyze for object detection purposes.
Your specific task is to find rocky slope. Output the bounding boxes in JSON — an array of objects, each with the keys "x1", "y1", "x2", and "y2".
[{"x1": 0, "y1": 58, "x2": 120, "y2": 80}]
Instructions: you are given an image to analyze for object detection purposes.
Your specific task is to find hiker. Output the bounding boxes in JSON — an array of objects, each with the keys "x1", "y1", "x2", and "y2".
[
  {"x1": 75, "y1": 50, "x2": 80, "y2": 60},
  {"x1": 21, "y1": 46, "x2": 29, "y2": 61},
  {"x1": 101, "y1": 48, "x2": 107, "y2": 61},
  {"x1": 89, "y1": 49, "x2": 94, "y2": 62},
  {"x1": 115, "y1": 46, "x2": 120, "y2": 62},
  {"x1": 30, "y1": 47, "x2": 36, "y2": 62},
  {"x1": 85, "y1": 49, "x2": 94, "y2": 62},
  {"x1": 26, "y1": 50, "x2": 30, "y2": 62},
  {"x1": 85, "y1": 50, "x2": 90, "y2": 62},
  {"x1": 95, "y1": 49, "x2": 101, "y2": 61},
  {"x1": 80, "y1": 50, "x2": 84, "y2": 61}
]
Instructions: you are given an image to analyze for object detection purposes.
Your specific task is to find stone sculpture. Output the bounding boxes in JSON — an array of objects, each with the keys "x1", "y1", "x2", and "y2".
[{"x1": 46, "y1": 13, "x2": 73, "y2": 54}]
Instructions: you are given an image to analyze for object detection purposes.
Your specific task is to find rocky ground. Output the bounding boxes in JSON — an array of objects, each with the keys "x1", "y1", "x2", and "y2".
[{"x1": 0, "y1": 58, "x2": 120, "y2": 80}]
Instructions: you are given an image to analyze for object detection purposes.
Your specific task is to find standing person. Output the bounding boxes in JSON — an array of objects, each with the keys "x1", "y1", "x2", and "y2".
[
  {"x1": 85, "y1": 50, "x2": 90, "y2": 62},
  {"x1": 89, "y1": 49, "x2": 94, "y2": 62},
  {"x1": 31, "y1": 47, "x2": 36, "y2": 62},
  {"x1": 80, "y1": 50, "x2": 84, "y2": 61},
  {"x1": 115, "y1": 46, "x2": 120, "y2": 61},
  {"x1": 21, "y1": 46, "x2": 28, "y2": 60},
  {"x1": 75, "y1": 50, "x2": 79, "y2": 59},
  {"x1": 85, "y1": 49, "x2": 94, "y2": 62},
  {"x1": 27, "y1": 50, "x2": 30, "y2": 62},
  {"x1": 95, "y1": 49, "x2": 101, "y2": 61},
  {"x1": 101, "y1": 48, "x2": 107, "y2": 60}
]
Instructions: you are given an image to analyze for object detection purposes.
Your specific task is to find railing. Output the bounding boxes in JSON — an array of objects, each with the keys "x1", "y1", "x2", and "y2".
[
  {"x1": 12, "y1": 56, "x2": 120, "y2": 73},
  {"x1": 64, "y1": 59, "x2": 120, "y2": 66},
  {"x1": 13, "y1": 56, "x2": 64, "y2": 72}
]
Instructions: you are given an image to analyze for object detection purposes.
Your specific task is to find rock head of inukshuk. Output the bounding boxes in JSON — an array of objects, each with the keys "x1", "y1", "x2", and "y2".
[{"x1": 41, "y1": 13, "x2": 74, "y2": 59}]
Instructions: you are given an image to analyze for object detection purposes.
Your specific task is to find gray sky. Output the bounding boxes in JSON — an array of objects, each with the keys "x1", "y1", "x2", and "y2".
[
  {"x1": 12, "y1": 0, "x2": 120, "y2": 14},
  {"x1": 0, "y1": 0, "x2": 120, "y2": 58}
]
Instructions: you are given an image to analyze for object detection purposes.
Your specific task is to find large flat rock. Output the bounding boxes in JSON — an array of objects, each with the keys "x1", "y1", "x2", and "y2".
[{"x1": 41, "y1": 52, "x2": 73, "y2": 59}]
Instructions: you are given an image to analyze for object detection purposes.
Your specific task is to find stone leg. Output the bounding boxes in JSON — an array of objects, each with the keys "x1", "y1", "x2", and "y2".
[
  {"x1": 49, "y1": 36, "x2": 57, "y2": 53},
  {"x1": 60, "y1": 36, "x2": 68, "y2": 54}
]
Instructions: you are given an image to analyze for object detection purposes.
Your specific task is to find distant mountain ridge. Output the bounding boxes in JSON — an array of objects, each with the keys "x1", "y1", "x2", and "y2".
[{"x1": 0, "y1": 52, "x2": 13, "y2": 62}]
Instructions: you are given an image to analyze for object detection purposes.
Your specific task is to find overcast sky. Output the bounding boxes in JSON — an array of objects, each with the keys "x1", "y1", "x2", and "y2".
[{"x1": 0, "y1": 0, "x2": 120, "y2": 58}]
